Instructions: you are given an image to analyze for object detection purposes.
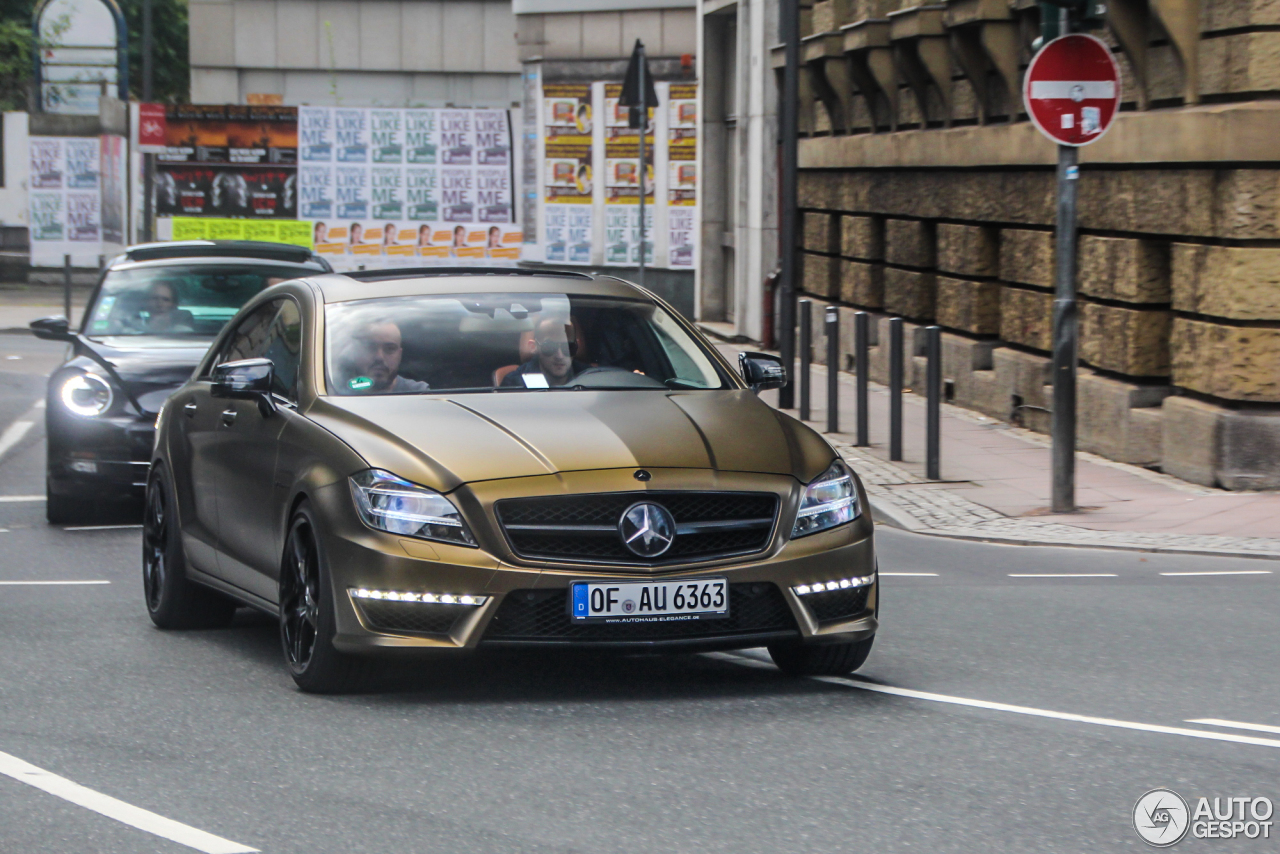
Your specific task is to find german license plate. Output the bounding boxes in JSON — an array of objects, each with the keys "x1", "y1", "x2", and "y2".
[{"x1": 570, "y1": 578, "x2": 729, "y2": 622}]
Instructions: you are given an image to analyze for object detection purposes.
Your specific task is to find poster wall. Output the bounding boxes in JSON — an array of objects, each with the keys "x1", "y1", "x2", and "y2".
[
  {"x1": 536, "y1": 80, "x2": 697, "y2": 271},
  {"x1": 28, "y1": 135, "x2": 126, "y2": 266},
  {"x1": 156, "y1": 105, "x2": 298, "y2": 219},
  {"x1": 542, "y1": 84, "x2": 594, "y2": 265},
  {"x1": 299, "y1": 106, "x2": 520, "y2": 270}
]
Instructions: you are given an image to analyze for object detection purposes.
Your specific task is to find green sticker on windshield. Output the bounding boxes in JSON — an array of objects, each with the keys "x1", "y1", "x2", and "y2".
[{"x1": 348, "y1": 376, "x2": 373, "y2": 390}]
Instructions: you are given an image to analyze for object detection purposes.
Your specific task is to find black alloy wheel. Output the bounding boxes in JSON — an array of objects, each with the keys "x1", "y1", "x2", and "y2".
[
  {"x1": 142, "y1": 466, "x2": 237, "y2": 629},
  {"x1": 279, "y1": 504, "x2": 368, "y2": 693},
  {"x1": 767, "y1": 635, "x2": 875, "y2": 677}
]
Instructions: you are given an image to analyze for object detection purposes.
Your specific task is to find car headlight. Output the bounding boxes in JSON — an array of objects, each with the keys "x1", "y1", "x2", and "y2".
[
  {"x1": 349, "y1": 469, "x2": 477, "y2": 547},
  {"x1": 58, "y1": 373, "x2": 114, "y2": 417},
  {"x1": 792, "y1": 460, "x2": 859, "y2": 538}
]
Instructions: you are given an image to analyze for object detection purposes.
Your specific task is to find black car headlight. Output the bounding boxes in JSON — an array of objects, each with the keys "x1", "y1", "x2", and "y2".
[
  {"x1": 792, "y1": 460, "x2": 860, "y2": 538},
  {"x1": 349, "y1": 469, "x2": 477, "y2": 547},
  {"x1": 58, "y1": 372, "x2": 114, "y2": 417}
]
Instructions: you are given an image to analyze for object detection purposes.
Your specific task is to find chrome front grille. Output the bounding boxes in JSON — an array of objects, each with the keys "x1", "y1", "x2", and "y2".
[{"x1": 494, "y1": 491, "x2": 779, "y2": 565}]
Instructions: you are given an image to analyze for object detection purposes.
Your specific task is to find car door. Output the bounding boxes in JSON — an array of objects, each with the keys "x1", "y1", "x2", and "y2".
[
  {"x1": 212, "y1": 298, "x2": 303, "y2": 603},
  {"x1": 166, "y1": 380, "x2": 225, "y2": 575}
]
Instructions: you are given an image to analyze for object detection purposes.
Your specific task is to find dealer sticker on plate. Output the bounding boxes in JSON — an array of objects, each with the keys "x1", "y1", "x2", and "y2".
[{"x1": 570, "y1": 578, "x2": 729, "y2": 622}]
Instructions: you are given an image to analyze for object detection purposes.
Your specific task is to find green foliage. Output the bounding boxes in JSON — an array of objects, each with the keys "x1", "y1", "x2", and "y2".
[
  {"x1": 0, "y1": 17, "x2": 33, "y2": 110},
  {"x1": 122, "y1": 0, "x2": 189, "y2": 104},
  {"x1": 0, "y1": 0, "x2": 189, "y2": 110}
]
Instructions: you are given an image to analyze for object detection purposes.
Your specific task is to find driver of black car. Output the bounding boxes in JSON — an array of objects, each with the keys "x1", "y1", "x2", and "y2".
[
  {"x1": 500, "y1": 317, "x2": 589, "y2": 388},
  {"x1": 143, "y1": 281, "x2": 195, "y2": 333}
]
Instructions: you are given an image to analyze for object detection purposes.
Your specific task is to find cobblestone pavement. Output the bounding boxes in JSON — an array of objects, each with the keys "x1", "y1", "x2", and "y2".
[{"x1": 838, "y1": 444, "x2": 1280, "y2": 559}]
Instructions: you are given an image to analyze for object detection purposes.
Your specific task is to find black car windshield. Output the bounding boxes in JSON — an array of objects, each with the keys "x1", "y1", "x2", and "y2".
[
  {"x1": 325, "y1": 293, "x2": 728, "y2": 395},
  {"x1": 84, "y1": 264, "x2": 310, "y2": 337}
]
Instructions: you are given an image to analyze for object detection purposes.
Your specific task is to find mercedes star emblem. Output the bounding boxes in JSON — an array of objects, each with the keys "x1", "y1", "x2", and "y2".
[{"x1": 618, "y1": 502, "x2": 676, "y2": 558}]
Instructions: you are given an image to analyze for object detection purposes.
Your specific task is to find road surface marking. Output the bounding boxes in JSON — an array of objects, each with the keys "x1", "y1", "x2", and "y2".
[
  {"x1": 1187, "y1": 718, "x2": 1280, "y2": 736},
  {"x1": 1160, "y1": 570, "x2": 1272, "y2": 577},
  {"x1": 880, "y1": 572, "x2": 940, "y2": 577},
  {"x1": 1008, "y1": 573, "x2": 1117, "y2": 578},
  {"x1": 64, "y1": 524, "x2": 143, "y2": 531},
  {"x1": 0, "y1": 420, "x2": 33, "y2": 460},
  {"x1": 711, "y1": 653, "x2": 1280, "y2": 750},
  {"x1": 0, "y1": 495, "x2": 45, "y2": 503},
  {"x1": 0, "y1": 750, "x2": 258, "y2": 854},
  {"x1": 0, "y1": 580, "x2": 110, "y2": 585}
]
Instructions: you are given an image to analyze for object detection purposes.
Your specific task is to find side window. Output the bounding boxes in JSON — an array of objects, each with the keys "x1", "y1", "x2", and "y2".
[
  {"x1": 263, "y1": 300, "x2": 302, "y2": 401},
  {"x1": 220, "y1": 300, "x2": 281, "y2": 364},
  {"x1": 213, "y1": 299, "x2": 303, "y2": 401}
]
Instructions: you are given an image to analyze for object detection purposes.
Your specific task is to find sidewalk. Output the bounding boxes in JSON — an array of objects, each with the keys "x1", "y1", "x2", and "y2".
[
  {"x1": 0, "y1": 289, "x2": 88, "y2": 333},
  {"x1": 713, "y1": 341, "x2": 1280, "y2": 559}
]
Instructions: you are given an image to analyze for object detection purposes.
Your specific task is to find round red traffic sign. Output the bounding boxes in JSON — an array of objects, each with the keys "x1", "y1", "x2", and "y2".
[{"x1": 1023, "y1": 34, "x2": 1121, "y2": 146}]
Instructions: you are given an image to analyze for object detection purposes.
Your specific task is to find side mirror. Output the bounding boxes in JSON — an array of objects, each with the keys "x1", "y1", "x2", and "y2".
[
  {"x1": 30, "y1": 316, "x2": 73, "y2": 341},
  {"x1": 211, "y1": 358, "x2": 276, "y2": 415},
  {"x1": 739, "y1": 351, "x2": 787, "y2": 392}
]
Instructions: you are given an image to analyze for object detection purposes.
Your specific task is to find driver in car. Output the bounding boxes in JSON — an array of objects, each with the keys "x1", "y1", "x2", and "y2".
[
  {"x1": 144, "y1": 281, "x2": 195, "y2": 333},
  {"x1": 501, "y1": 317, "x2": 588, "y2": 388},
  {"x1": 341, "y1": 319, "x2": 431, "y2": 394}
]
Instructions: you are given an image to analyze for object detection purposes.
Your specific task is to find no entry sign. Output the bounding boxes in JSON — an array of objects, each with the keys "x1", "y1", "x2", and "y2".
[{"x1": 1023, "y1": 34, "x2": 1120, "y2": 146}]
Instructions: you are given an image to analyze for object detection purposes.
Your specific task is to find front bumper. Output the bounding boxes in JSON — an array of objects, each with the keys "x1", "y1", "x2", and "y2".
[
  {"x1": 311, "y1": 469, "x2": 878, "y2": 656},
  {"x1": 46, "y1": 410, "x2": 154, "y2": 499}
]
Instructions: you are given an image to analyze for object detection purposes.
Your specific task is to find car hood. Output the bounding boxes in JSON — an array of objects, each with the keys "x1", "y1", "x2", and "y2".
[
  {"x1": 71, "y1": 336, "x2": 213, "y2": 415},
  {"x1": 308, "y1": 390, "x2": 835, "y2": 491}
]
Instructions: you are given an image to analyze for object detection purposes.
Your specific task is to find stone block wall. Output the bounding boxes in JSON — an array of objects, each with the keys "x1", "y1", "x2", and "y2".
[{"x1": 774, "y1": 0, "x2": 1280, "y2": 489}]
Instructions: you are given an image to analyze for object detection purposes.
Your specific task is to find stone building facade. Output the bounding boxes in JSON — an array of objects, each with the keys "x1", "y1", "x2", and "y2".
[{"x1": 727, "y1": 0, "x2": 1280, "y2": 490}]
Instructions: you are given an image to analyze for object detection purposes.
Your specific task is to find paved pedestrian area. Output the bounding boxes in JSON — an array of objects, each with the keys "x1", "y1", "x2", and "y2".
[{"x1": 712, "y1": 340, "x2": 1280, "y2": 559}]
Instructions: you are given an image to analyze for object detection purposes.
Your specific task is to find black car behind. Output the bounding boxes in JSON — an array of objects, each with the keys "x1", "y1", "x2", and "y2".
[{"x1": 31, "y1": 241, "x2": 331, "y2": 523}]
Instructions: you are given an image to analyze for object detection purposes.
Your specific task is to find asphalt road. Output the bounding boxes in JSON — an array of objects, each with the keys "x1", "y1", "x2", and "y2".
[{"x1": 2, "y1": 340, "x2": 1278, "y2": 853}]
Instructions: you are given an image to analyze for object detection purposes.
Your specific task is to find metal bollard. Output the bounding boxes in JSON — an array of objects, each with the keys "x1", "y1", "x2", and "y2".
[
  {"x1": 855, "y1": 311, "x2": 870, "y2": 447},
  {"x1": 63, "y1": 254, "x2": 72, "y2": 322},
  {"x1": 798, "y1": 299, "x2": 811, "y2": 421},
  {"x1": 926, "y1": 325, "x2": 941, "y2": 480},
  {"x1": 825, "y1": 306, "x2": 839, "y2": 433},
  {"x1": 888, "y1": 317, "x2": 903, "y2": 461}
]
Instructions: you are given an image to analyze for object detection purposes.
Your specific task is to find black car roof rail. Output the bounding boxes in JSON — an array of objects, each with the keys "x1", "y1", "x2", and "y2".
[
  {"x1": 340, "y1": 267, "x2": 594, "y2": 282},
  {"x1": 123, "y1": 240, "x2": 330, "y2": 268}
]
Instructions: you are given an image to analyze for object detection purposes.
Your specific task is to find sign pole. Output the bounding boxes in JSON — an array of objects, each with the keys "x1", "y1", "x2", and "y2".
[
  {"x1": 1023, "y1": 32, "x2": 1119, "y2": 514},
  {"x1": 637, "y1": 41, "x2": 647, "y2": 290},
  {"x1": 777, "y1": 0, "x2": 799, "y2": 410},
  {"x1": 1051, "y1": 143, "x2": 1078, "y2": 512}
]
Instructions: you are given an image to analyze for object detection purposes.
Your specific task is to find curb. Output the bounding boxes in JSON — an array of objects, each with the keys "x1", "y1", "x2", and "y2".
[{"x1": 866, "y1": 496, "x2": 1280, "y2": 561}]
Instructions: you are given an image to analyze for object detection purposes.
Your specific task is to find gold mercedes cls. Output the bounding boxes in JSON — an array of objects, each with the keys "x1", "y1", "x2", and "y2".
[{"x1": 144, "y1": 268, "x2": 878, "y2": 692}]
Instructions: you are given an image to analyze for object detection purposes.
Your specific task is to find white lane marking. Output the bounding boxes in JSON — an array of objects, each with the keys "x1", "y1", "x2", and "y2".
[
  {"x1": 711, "y1": 652, "x2": 1280, "y2": 750},
  {"x1": 0, "y1": 420, "x2": 34, "y2": 460},
  {"x1": 0, "y1": 580, "x2": 110, "y2": 585},
  {"x1": 0, "y1": 750, "x2": 258, "y2": 854},
  {"x1": 1160, "y1": 570, "x2": 1272, "y2": 577},
  {"x1": 880, "y1": 572, "x2": 939, "y2": 577},
  {"x1": 1008, "y1": 573, "x2": 1117, "y2": 578},
  {"x1": 1187, "y1": 719, "x2": 1280, "y2": 736},
  {"x1": 63, "y1": 524, "x2": 143, "y2": 531},
  {"x1": 0, "y1": 495, "x2": 46, "y2": 503},
  {"x1": 34, "y1": 399, "x2": 46, "y2": 409}
]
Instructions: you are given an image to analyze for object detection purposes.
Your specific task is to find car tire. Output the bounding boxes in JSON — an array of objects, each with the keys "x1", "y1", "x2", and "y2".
[
  {"x1": 46, "y1": 481, "x2": 96, "y2": 525},
  {"x1": 280, "y1": 503, "x2": 369, "y2": 694},
  {"x1": 142, "y1": 465, "x2": 238, "y2": 630},
  {"x1": 767, "y1": 636, "x2": 875, "y2": 677}
]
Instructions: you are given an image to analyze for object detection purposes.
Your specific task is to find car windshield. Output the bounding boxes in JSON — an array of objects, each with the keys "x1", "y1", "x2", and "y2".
[
  {"x1": 325, "y1": 293, "x2": 729, "y2": 395},
  {"x1": 84, "y1": 263, "x2": 311, "y2": 337}
]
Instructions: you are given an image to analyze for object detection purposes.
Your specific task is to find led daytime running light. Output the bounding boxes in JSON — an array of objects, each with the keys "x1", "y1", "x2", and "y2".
[
  {"x1": 792, "y1": 574, "x2": 876, "y2": 596},
  {"x1": 350, "y1": 588, "x2": 488, "y2": 606},
  {"x1": 58, "y1": 372, "x2": 113, "y2": 417}
]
